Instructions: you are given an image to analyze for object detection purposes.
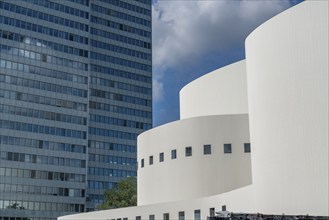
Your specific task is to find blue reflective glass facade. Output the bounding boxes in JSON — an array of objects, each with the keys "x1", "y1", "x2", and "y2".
[{"x1": 0, "y1": 0, "x2": 152, "y2": 219}]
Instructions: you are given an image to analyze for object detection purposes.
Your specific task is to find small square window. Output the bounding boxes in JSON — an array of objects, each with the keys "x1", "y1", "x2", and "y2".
[
  {"x1": 185, "y1": 147, "x2": 192, "y2": 157},
  {"x1": 224, "y1": 144, "x2": 232, "y2": 154},
  {"x1": 210, "y1": 208, "x2": 215, "y2": 217},
  {"x1": 149, "y1": 156, "x2": 153, "y2": 165},
  {"x1": 159, "y1": 152, "x2": 164, "y2": 162},
  {"x1": 222, "y1": 205, "x2": 226, "y2": 211},
  {"x1": 164, "y1": 213, "x2": 169, "y2": 220},
  {"x1": 136, "y1": 216, "x2": 141, "y2": 220},
  {"x1": 171, "y1": 149, "x2": 177, "y2": 159},
  {"x1": 204, "y1": 144, "x2": 211, "y2": 155},
  {"x1": 244, "y1": 143, "x2": 251, "y2": 153},
  {"x1": 179, "y1": 211, "x2": 185, "y2": 220},
  {"x1": 149, "y1": 215, "x2": 155, "y2": 220},
  {"x1": 194, "y1": 210, "x2": 201, "y2": 220},
  {"x1": 141, "y1": 159, "x2": 144, "y2": 168}
]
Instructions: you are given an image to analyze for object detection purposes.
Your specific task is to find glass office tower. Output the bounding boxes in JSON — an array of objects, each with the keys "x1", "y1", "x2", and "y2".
[{"x1": 0, "y1": 0, "x2": 152, "y2": 219}]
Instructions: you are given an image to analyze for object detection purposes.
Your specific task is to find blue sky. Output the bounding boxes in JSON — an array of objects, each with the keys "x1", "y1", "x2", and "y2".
[{"x1": 152, "y1": 0, "x2": 303, "y2": 127}]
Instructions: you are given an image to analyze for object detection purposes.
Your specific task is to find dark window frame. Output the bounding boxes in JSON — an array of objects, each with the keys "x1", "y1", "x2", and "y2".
[
  {"x1": 185, "y1": 146, "x2": 192, "y2": 157},
  {"x1": 159, "y1": 152, "x2": 164, "y2": 162},
  {"x1": 171, "y1": 149, "x2": 177, "y2": 159},
  {"x1": 224, "y1": 144, "x2": 232, "y2": 154},
  {"x1": 244, "y1": 143, "x2": 251, "y2": 153},
  {"x1": 203, "y1": 144, "x2": 211, "y2": 155}
]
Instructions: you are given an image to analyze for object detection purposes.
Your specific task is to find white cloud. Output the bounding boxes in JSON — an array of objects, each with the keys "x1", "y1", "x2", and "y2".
[
  {"x1": 153, "y1": 77, "x2": 164, "y2": 102},
  {"x1": 152, "y1": 0, "x2": 293, "y2": 101}
]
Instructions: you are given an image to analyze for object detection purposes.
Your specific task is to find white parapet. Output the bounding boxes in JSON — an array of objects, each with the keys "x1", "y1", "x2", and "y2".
[
  {"x1": 137, "y1": 114, "x2": 251, "y2": 206},
  {"x1": 180, "y1": 60, "x2": 248, "y2": 119}
]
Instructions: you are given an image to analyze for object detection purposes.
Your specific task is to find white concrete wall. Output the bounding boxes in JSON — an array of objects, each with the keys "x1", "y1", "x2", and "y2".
[
  {"x1": 58, "y1": 185, "x2": 254, "y2": 220},
  {"x1": 245, "y1": 1, "x2": 328, "y2": 216},
  {"x1": 137, "y1": 114, "x2": 251, "y2": 206},
  {"x1": 180, "y1": 60, "x2": 248, "y2": 119}
]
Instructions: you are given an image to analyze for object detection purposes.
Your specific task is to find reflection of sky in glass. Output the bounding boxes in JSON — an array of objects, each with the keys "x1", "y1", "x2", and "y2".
[
  {"x1": 1, "y1": 41, "x2": 86, "y2": 70},
  {"x1": 0, "y1": 36, "x2": 49, "y2": 59}
]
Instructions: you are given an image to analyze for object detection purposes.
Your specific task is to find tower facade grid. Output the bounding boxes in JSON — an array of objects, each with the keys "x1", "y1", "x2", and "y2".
[{"x1": 0, "y1": 0, "x2": 152, "y2": 219}]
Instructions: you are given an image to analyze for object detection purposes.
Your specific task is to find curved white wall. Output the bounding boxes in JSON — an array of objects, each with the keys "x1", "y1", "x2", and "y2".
[
  {"x1": 180, "y1": 60, "x2": 248, "y2": 119},
  {"x1": 246, "y1": 1, "x2": 328, "y2": 215},
  {"x1": 137, "y1": 114, "x2": 251, "y2": 206},
  {"x1": 59, "y1": 185, "x2": 255, "y2": 220}
]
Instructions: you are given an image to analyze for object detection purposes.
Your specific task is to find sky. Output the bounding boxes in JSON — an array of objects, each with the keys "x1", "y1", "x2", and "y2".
[{"x1": 151, "y1": 0, "x2": 303, "y2": 127}]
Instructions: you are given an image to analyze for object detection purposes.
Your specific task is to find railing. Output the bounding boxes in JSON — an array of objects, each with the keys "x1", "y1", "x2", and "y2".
[{"x1": 209, "y1": 212, "x2": 329, "y2": 220}]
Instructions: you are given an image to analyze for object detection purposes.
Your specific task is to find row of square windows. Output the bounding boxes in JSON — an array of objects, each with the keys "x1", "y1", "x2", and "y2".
[
  {"x1": 90, "y1": 114, "x2": 150, "y2": 130},
  {"x1": 90, "y1": 76, "x2": 151, "y2": 95},
  {"x1": 89, "y1": 101, "x2": 152, "y2": 119},
  {"x1": 0, "y1": 73, "x2": 87, "y2": 98},
  {"x1": 0, "y1": 15, "x2": 88, "y2": 45},
  {"x1": 0, "y1": 119, "x2": 86, "y2": 139},
  {"x1": 0, "y1": 135, "x2": 86, "y2": 154},
  {"x1": 1, "y1": 29, "x2": 89, "y2": 58},
  {"x1": 90, "y1": 89, "x2": 151, "y2": 107},
  {"x1": 88, "y1": 140, "x2": 136, "y2": 153},
  {"x1": 90, "y1": 64, "x2": 152, "y2": 84},
  {"x1": 0, "y1": 183, "x2": 85, "y2": 198},
  {"x1": 90, "y1": 39, "x2": 151, "y2": 61},
  {"x1": 90, "y1": 3, "x2": 151, "y2": 27},
  {"x1": 0, "y1": 217, "x2": 54, "y2": 220},
  {"x1": 0, "y1": 104, "x2": 86, "y2": 126},
  {"x1": 90, "y1": 114, "x2": 151, "y2": 131},
  {"x1": 90, "y1": 15, "x2": 150, "y2": 38},
  {"x1": 0, "y1": 151, "x2": 86, "y2": 168},
  {"x1": 0, "y1": 2, "x2": 150, "y2": 56},
  {"x1": 0, "y1": 58, "x2": 88, "y2": 85},
  {"x1": 88, "y1": 167, "x2": 137, "y2": 178},
  {"x1": 0, "y1": 44, "x2": 88, "y2": 71},
  {"x1": 90, "y1": 27, "x2": 151, "y2": 51},
  {"x1": 0, "y1": 88, "x2": 151, "y2": 123},
  {"x1": 87, "y1": 180, "x2": 117, "y2": 190},
  {"x1": 88, "y1": 154, "x2": 137, "y2": 166},
  {"x1": 0, "y1": 200, "x2": 84, "y2": 212},
  {"x1": 24, "y1": 0, "x2": 89, "y2": 19},
  {"x1": 90, "y1": 51, "x2": 151, "y2": 72},
  {"x1": 110, "y1": 206, "x2": 227, "y2": 220},
  {"x1": 141, "y1": 143, "x2": 251, "y2": 167},
  {"x1": 0, "y1": 1, "x2": 89, "y2": 32},
  {"x1": 89, "y1": 127, "x2": 137, "y2": 141},
  {"x1": 21, "y1": 0, "x2": 151, "y2": 28},
  {"x1": 87, "y1": 170, "x2": 137, "y2": 186},
  {"x1": 0, "y1": 89, "x2": 87, "y2": 111},
  {"x1": 0, "y1": 167, "x2": 85, "y2": 183},
  {"x1": 99, "y1": 0, "x2": 151, "y2": 16},
  {"x1": 0, "y1": 58, "x2": 150, "y2": 99}
]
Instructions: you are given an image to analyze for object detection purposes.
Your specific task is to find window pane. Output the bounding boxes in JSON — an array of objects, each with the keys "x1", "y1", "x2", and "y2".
[
  {"x1": 194, "y1": 210, "x2": 201, "y2": 220},
  {"x1": 171, "y1": 149, "x2": 176, "y2": 159},
  {"x1": 185, "y1": 147, "x2": 192, "y2": 157},
  {"x1": 244, "y1": 143, "x2": 251, "y2": 153},
  {"x1": 204, "y1": 144, "x2": 211, "y2": 155},
  {"x1": 224, "y1": 144, "x2": 232, "y2": 154},
  {"x1": 149, "y1": 156, "x2": 153, "y2": 165},
  {"x1": 210, "y1": 208, "x2": 215, "y2": 217},
  {"x1": 179, "y1": 211, "x2": 185, "y2": 220},
  {"x1": 159, "y1": 152, "x2": 164, "y2": 162},
  {"x1": 164, "y1": 213, "x2": 169, "y2": 220}
]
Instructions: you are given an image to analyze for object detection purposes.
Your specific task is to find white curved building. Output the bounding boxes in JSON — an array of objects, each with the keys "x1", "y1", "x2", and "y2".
[
  {"x1": 245, "y1": 0, "x2": 328, "y2": 215},
  {"x1": 59, "y1": 1, "x2": 328, "y2": 219}
]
